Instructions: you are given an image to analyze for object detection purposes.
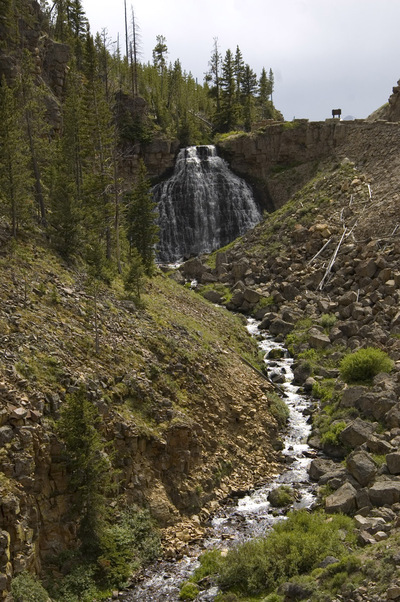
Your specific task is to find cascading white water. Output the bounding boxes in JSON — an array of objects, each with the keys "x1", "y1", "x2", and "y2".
[{"x1": 153, "y1": 145, "x2": 261, "y2": 262}]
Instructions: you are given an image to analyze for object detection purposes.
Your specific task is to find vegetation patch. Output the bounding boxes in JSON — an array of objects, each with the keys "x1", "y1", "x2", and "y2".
[
  {"x1": 339, "y1": 347, "x2": 394, "y2": 384},
  {"x1": 201, "y1": 510, "x2": 356, "y2": 597}
]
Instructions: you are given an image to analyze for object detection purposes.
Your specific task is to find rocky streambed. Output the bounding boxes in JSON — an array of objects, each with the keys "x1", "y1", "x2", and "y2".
[{"x1": 119, "y1": 319, "x2": 319, "y2": 601}]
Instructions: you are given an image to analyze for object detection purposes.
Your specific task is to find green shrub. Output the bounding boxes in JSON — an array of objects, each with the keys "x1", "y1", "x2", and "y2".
[
  {"x1": 268, "y1": 485, "x2": 295, "y2": 508},
  {"x1": 262, "y1": 594, "x2": 283, "y2": 602},
  {"x1": 320, "y1": 313, "x2": 337, "y2": 329},
  {"x1": 320, "y1": 421, "x2": 347, "y2": 446},
  {"x1": 179, "y1": 581, "x2": 200, "y2": 600},
  {"x1": 11, "y1": 572, "x2": 49, "y2": 602},
  {"x1": 269, "y1": 392, "x2": 290, "y2": 428},
  {"x1": 193, "y1": 549, "x2": 221, "y2": 582},
  {"x1": 50, "y1": 564, "x2": 99, "y2": 602},
  {"x1": 98, "y1": 506, "x2": 161, "y2": 586},
  {"x1": 218, "y1": 510, "x2": 355, "y2": 595},
  {"x1": 340, "y1": 347, "x2": 394, "y2": 384},
  {"x1": 312, "y1": 379, "x2": 336, "y2": 403}
]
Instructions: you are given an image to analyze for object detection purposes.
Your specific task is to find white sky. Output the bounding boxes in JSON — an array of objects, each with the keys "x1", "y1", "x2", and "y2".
[{"x1": 83, "y1": 0, "x2": 400, "y2": 121}]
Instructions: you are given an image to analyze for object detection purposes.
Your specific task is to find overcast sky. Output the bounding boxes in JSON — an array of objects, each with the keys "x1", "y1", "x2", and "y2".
[{"x1": 83, "y1": 0, "x2": 400, "y2": 122}]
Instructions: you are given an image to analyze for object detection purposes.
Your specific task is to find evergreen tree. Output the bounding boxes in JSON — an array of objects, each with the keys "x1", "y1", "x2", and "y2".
[
  {"x1": 124, "y1": 247, "x2": 145, "y2": 300},
  {"x1": 49, "y1": 66, "x2": 84, "y2": 258},
  {"x1": 152, "y1": 34, "x2": 168, "y2": 75},
  {"x1": 57, "y1": 384, "x2": 110, "y2": 554},
  {"x1": 242, "y1": 64, "x2": 258, "y2": 131},
  {"x1": 269, "y1": 67, "x2": 275, "y2": 104},
  {"x1": 258, "y1": 67, "x2": 274, "y2": 120},
  {"x1": 81, "y1": 33, "x2": 115, "y2": 269},
  {"x1": 206, "y1": 37, "x2": 222, "y2": 113},
  {"x1": 219, "y1": 48, "x2": 239, "y2": 132},
  {"x1": 234, "y1": 45, "x2": 245, "y2": 103},
  {"x1": 20, "y1": 52, "x2": 51, "y2": 227},
  {"x1": 0, "y1": 76, "x2": 33, "y2": 236},
  {"x1": 125, "y1": 159, "x2": 159, "y2": 276}
]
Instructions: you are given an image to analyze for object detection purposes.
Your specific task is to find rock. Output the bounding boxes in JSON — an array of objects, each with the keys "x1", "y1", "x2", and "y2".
[
  {"x1": 387, "y1": 585, "x2": 400, "y2": 600},
  {"x1": 292, "y1": 361, "x2": 312, "y2": 385},
  {"x1": 318, "y1": 556, "x2": 340, "y2": 568},
  {"x1": 374, "y1": 530, "x2": 388, "y2": 541},
  {"x1": 368, "y1": 481, "x2": 400, "y2": 506},
  {"x1": 309, "y1": 458, "x2": 339, "y2": 482},
  {"x1": 202, "y1": 290, "x2": 223, "y2": 304},
  {"x1": 309, "y1": 332, "x2": 331, "y2": 349},
  {"x1": 325, "y1": 481, "x2": 357, "y2": 514},
  {"x1": 346, "y1": 451, "x2": 377, "y2": 486},
  {"x1": 358, "y1": 530, "x2": 377, "y2": 546},
  {"x1": 0, "y1": 426, "x2": 13, "y2": 447},
  {"x1": 243, "y1": 288, "x2": 261, "y2": 304},
  {"x1": 339, "y1": 417, "x2": 375, "y2": 448},
  {"x1": 386, "y1": 452, "x2": 400, "y2": 475},
  {"x1": 180, "y1": 257, "x2": 208, "y2": 280},
  {"x1": 366, "y1": 435, "x2": 393, "y2": 455},
  {"x1": 340, "y1": 386, "x2": 369, "y2": 408},
  {"x1": 269, "y1": 318, "x2": 294, "y2": 336},
  {"x1": 385, "y1": 404, "x2": 400, "y2": 428},
  {"x1": 338, "y1": 290, "x2": 358, "y2": 306},
  {"x1": 356, "y1": 258, "x2": 377, "y2": 279}
]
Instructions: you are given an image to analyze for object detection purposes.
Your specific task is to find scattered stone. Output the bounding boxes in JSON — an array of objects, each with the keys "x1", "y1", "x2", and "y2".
[{"x1": 325, "y1": 482, "x2": 357, "y2": 514}]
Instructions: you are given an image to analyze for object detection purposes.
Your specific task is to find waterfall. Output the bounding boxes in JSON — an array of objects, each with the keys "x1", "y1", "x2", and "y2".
[{"x1": 153, "y1": 145, "x2": 262, "y2": 262}]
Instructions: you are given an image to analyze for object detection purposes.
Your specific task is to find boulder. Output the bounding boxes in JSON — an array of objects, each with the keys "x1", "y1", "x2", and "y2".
[
  {"x1": 243, "y1": 288, "x2": 261, "y2": 304},
  {"x1": 366, "y1": 435, "x2": 393, "y2": 455},
  {"x1": 309, "y1": 458, "x2": 339, "y2": 482},
  {"x1": 346, "y1": 451, "x2": 377, "y2": 486},
  {"x1": 385, "y1": 403, "x2": 400, "y2": 428},
  {"x1": 325, "y1": 482, "x2": 357, "y2": 514},
  {"x1": 202, "y1": 290, "x2": 222, "y2": 304},
  {"x1": 339, "y1": 417, "x2": 375, "y2": 448},
  {"x1": 269, "y1": 318, "x2": 294, "y2": 336},
  {"x1": 309, "y1": 332, "x2": 331, "y2": 349},
  {"x1": 368, "y1": 481, "x2": 400, "y2": 506},
  {"x1": 340, "y1": 386, "x2": 369, "y2": 408},
  {"x1": 386, "y1": 452, "x2": 400, "y2": 475}
]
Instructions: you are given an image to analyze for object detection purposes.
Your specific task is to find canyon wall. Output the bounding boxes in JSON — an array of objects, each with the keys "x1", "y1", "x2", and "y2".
[{"x1": 217, "y1": 119, "x2": 400, "y2": 211}]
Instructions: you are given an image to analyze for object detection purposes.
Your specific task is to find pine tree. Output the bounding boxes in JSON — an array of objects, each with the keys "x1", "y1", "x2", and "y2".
[
  {"x1": 81, "y1": 33, "x2": 115, "y2": 270},
  {"x1": 49, "y1": 66, "x2": 84, "y2": 258},
  {"x1": 219, "y1": 48, "x2": 239, "y2": 132},
  {"x1": 234, "y1": 45, "x2": 245, "y2": 103},
  {"x1": 57, "y1": 384, "x2": 110, "y2": 554},
  {"x1": 20, "y1": 51, "x2": 51, "y2": 227},
  {"x1": 124, "y1": 247, "x2": 145, "y2": 300},
  {"x1": 258, "y1": 67, "x2": 274, "y2": 120},
  {"x1": 0, "y1": 76, "x2": 33, "y2": 236},
  {"x1": 125, "y1": 159, "x2": 159, "y2": 276},
  {"x1": 206, "y1": 37, "x2": 222, "y2": 114},
  {"x1": 242, "y1": 64, "x2": 258, "y2": 131}
]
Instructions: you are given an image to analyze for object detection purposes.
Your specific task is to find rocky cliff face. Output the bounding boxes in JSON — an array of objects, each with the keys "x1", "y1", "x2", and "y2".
[
  {"x1": 217, "y1": 118, "x2": 400, "y2": 213},
  {"x1": 0, "y1": 236, "x2": 282, "y2": 596}
]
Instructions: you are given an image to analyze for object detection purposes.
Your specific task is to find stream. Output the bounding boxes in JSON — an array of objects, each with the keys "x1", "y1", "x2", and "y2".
[{"x1": 120, "y1": 319, "x2": 318, "y2": 601}]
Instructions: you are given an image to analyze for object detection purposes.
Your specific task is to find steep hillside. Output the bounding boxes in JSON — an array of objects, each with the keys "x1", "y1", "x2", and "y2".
[
  {"x1": 0, "y1": 228, "x2": 285, "y2": 597},
  {"x1": 180, "y1": 119, "x2": 400, "y2": 601}
]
